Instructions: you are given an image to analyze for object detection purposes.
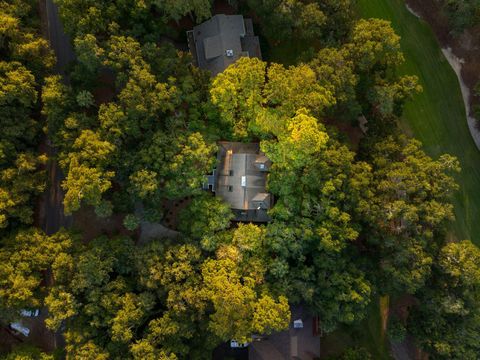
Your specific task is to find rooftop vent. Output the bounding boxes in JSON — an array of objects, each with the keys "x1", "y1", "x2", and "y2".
[
  {"x1": 293, "y1": 319, "x2": 304, "y2": 329},
  {"x1": 226, "y1": 49, "x2": 234, "y2": 57}
]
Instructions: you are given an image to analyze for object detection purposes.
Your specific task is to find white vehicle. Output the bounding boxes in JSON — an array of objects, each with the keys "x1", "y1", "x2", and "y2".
[
  {"x1": 20, "y1": 309, "x2": 40, "y2": 317},
  {"x1": 9, "y1": 322, "x2": 30, "y2": 337},
  {"x1": 230, "y1": 340, "x2": 249, "y2": 348}
]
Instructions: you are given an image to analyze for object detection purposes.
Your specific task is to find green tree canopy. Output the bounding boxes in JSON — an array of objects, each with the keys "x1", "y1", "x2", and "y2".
[
  {"x1": 0, "y1": 229, "x2": 73, "y2": 310},
  {"x1": 360, "y1": 136, "x2": 460, "y2": 294},
  {"x1": 408, "y1": 240, "x2": 480, "y2": 359}
]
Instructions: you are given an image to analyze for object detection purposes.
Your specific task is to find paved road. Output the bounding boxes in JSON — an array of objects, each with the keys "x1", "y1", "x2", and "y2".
[
  {"x1": 42, "y1": 0, "x2": 75, "y2": 351},
  {"x1": 45, "y1": 0, "x2": 75, "y2": 76},
  {"x1": 42, "y1": 0, "x2": 74, "y2": 236}
]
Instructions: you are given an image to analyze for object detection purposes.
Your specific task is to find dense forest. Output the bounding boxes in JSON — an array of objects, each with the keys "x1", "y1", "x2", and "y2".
[{"x1": 1, "y1": 0, "x2": 480, "y2": 359}]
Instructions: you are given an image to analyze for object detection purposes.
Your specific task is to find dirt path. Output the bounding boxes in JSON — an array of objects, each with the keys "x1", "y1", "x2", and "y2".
[{"x1": 405, "y1": 0, "x2": 480, "y2": 151}]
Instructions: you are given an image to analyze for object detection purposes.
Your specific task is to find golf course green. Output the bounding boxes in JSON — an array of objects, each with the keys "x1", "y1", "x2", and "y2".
[{"x1": 358, "y1": 0, "x2": 480, "y2": 245}]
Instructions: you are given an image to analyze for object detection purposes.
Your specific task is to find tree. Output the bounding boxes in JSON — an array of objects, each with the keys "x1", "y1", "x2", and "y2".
[
  {"x1": 161, "y1": 132, "x2": 216, "y2": 199},
  {"x1": 0, "y1": 61, "x2": 37, "y2": 143},
  {"x1": 201, "y1": 255, "x2": 290, "y2": 342},
  {"x1": 310, "y1": 46, "x2": 360, "y2": 118},
  {"x1": 0, "y1": 7, "x2": 54, "y2": 77},
  {"x1": 46, "y1": 236, "x2": 140, "y2": 357},
  {"x1": 139, "y1": 131, "x2": 216, "y2": 199},
  {"x1": 68, "y1": 129, "x2": 115, "y2": 167},
  {"x1": 136, "y1": 243, "x2": 215, "y2": 358},
  {"x1": 76, "y1": 90, "x2": 95, "y2": 108},
  {"x1": 158, "y1": 0, "x2": 213, "y2": 22},
  {"x1": 246, "y1": 0, "x2": 355, "y2": 44},
  {"x1": 367, "y1": 75, "x2": 422, "y2": 116},
  {"x1": 360, "y1": 136, "x2": 460, "y2": 294},
  {"x1": 123, "y1": 214, "x2": 140, "y2": 231},
  {"x1": 130, "y1": 340, "x2": 178, "y2": 360},
  {"x1": 210, "y1": 57, "x2": 266, "y2": 139},
  {"x1": 261, "y1": 109, "x2": 329, "y2": 169},
  {"x1": 57, "y1": 126, "x2": 115, "y2": 209},
  {"x1": 349, "y1": 18, "x2": 404, "y2": 72},
  {"x1": 210, "y1": 57, "x2": 335, "y2": 138},
  {"x1": 44, "y1": 287, "x2": 77, "y2": 331},
  {"x1": 0, "y1": 229, "x2": 73, "y2": 310},
  {"x1": 67, "y1": 341, "x2": 110, "y2": 360},
  {"x1": 442, "y1": 0, "x2": 480, "y2": 31},
  {"x1": 387, "y1": 314, "x2": 406, "y2": 343},
  {"x1": 260, "y1": 110, "x2": 373, "y2": 332},
  {"x1": 42, "y1": 75, "x2": 74, "y2": 145},
  {"x1": 264, "y1": 63, "x2": 335, "y2": 119},
  {"x1": 46, "y1": 236, "x2": 221, "y2": 359},
  {"x1": 178, "y1": 193, "x2": 233, "y2": 243},
  {"x1": 2, "y1": 344, "x2": 54, "y2": 360},
  {"x1": 62, "y1": 157, "x2": 114, "y2": 214},
  {"x1": 128, "y1": 170, "x2": 159, "y2": 199},
  {"x1": 0, "y1": 152, "x2": 46, "y2": 229},
  {"x1": 339, "y1": 347, "x2": 372, "y2": 360},
  {"x1": 74, "y1": 34, "x2": 104, "y2": 74},
  {"x1": 408, "y1": 240, "x2": 480, "y2": 359},
  {"x1": 94, "y1": 200, "x2": 113, "y2": 218}
]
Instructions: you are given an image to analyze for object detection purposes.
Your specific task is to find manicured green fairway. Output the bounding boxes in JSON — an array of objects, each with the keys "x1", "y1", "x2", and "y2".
[{"x1": 357, "y1": 0, "x2": 480, "y2": 245}]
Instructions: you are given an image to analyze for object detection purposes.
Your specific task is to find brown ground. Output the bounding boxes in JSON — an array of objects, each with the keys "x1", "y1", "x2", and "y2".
[
  {"x1": 406, "y1": 0, "x2": 480, "y2": 115},
  {"x1": 323, "y1": 118, "x2": 364, "y2": 150},
  {"x1": 0, "y1": 328, "x2": 23, "y2": 354},
  {"x1": 93, "y1": 69, "x2": 116, "y2": 106},
  {"x1": 72, "y1": 206, "x2": 133, "y2": 243},
  {"x1": 162, "y1": 196, "x2": 193, "y2": 230},
  {"x1": 0, "y1": 312, "x2": 56, "y2": 354}
]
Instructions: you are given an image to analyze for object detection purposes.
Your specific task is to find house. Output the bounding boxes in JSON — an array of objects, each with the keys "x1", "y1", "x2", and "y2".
[
  {"x1": 204, "y1": 142, "x2": 272, "y2": 222},
  {"x1": 249, "y1": 305, "x2": 321, "y2": 360},
  {"x1": 187, "y1": 14, "x2": 262, "y2": 76}
]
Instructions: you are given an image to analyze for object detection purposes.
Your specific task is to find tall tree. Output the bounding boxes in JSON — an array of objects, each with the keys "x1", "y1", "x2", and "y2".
[
  {"x1": 408, "y1": 240, "x2": 480, "y2": 359},
  {"x1": 0, "y1": 229, "x2": 73, "y2": 310},
  {"x1": 261, "y1": 110, "x2": 373, "y2": 332},
  {"x1": 360, "y1": 136, "x2": 460, "y2": 295}
]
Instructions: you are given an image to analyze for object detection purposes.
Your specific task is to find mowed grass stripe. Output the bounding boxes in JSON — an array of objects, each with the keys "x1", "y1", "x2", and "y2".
[{"x1": 357, "y1": 0, "x2": 480, "y2": 245}]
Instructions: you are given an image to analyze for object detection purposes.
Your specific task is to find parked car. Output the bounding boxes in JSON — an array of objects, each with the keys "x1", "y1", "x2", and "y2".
[
  {"x1": 9, "y1": 322, "x2": 30, "y2": 337},
  {"x1": 230, "y1": 340, "x2": 249, "y2": 348},
  {"x1": 20, "y1": 309, "x2": 40, "y2": 317}
]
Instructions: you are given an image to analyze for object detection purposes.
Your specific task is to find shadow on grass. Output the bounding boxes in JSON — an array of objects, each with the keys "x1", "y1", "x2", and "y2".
[{"x1": 320, "y1": 297, "x2": 392, "y2": 359}]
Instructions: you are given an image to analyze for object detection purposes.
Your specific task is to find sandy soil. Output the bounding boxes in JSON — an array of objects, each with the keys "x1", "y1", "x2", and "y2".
[
  {"x1": 72, "y1": 206, "x2": 132, "y2": 243},
  {"x1": 405, "y1": 4, "x2": 421, "y2": 19}
]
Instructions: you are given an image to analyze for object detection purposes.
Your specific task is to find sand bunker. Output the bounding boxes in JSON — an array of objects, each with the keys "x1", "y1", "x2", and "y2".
[{"x1": 441, "y1": 47, "x2": 480, "y2": 150}]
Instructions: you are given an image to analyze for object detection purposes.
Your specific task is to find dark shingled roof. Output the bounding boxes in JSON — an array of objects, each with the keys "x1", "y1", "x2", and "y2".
[{"x1": 187, "y1": 14, "x2": 262, "y2": 76}]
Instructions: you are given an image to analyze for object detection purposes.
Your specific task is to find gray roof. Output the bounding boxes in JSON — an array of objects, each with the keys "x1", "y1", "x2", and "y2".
[
  {"x1": 215, "y1": 142, "x2": 271, "y2": 222},
  {"x1": 204, "y1": 35, "x2": 223, "y2": 59},
  {"x1": 187, "y1": 14, "x2": 262, "y2": 76}
]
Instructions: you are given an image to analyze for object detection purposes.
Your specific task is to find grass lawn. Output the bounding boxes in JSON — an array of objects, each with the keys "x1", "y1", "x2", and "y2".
[
  {"x1": 265, "y1": 1, "x2": 480, "y2": 357},
  {"x1": 357, "y1": 0, "x2": 480, "y2": 245},
  {"x1": 321, "y1": 1, "x2": 480, "y2": 357}
]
